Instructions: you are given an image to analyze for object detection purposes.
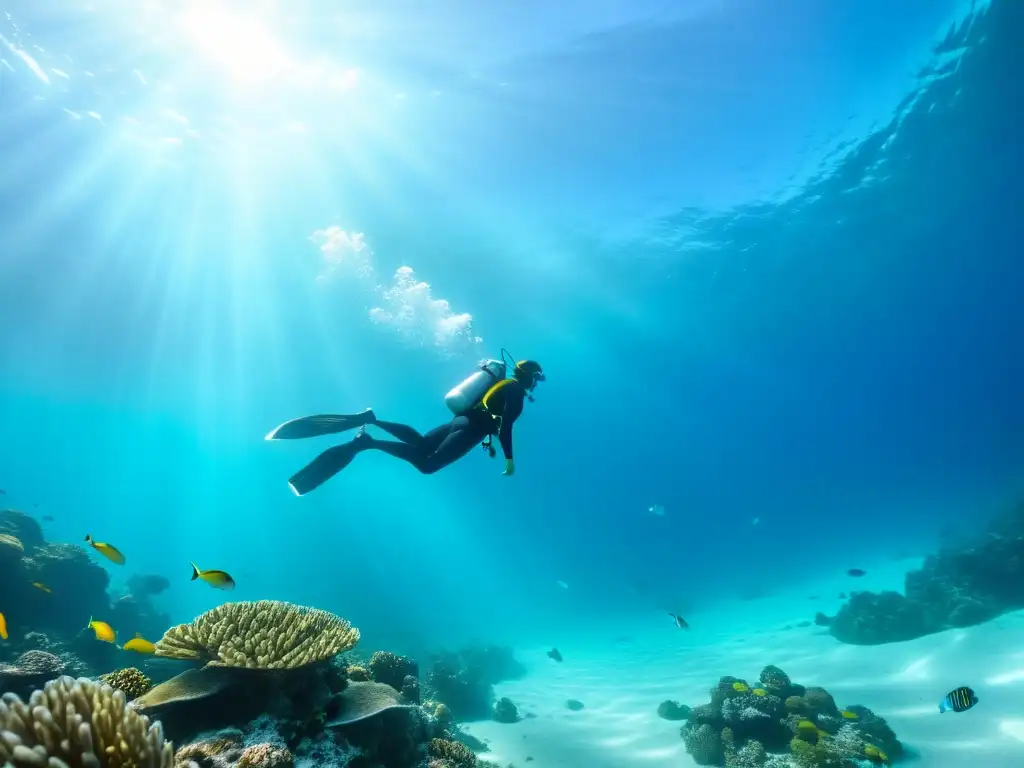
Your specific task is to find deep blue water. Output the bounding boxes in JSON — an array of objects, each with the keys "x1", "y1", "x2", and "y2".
[{"x1": 0, "y1": 0, "x2": 1020, "y2": 657}]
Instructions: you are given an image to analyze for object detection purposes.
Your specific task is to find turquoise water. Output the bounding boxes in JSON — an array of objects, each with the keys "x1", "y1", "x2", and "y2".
[{"x1": 1, "y1": 0, "x2": 1022, "y2": 764}]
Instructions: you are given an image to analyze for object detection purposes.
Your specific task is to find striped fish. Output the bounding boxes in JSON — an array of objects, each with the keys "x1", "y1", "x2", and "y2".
[{"x1": 939, "y1": 686, "x2": 978, "y2": 713}]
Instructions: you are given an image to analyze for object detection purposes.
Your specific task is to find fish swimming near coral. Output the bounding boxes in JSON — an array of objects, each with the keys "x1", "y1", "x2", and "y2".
[
  {"x1": 0, "y1": 612, "x2": 7, "y2": 640},
  {"x1": 547, "y1": 648, "x2": 563, "y2": 662},
  {"x1": 190, "y1": 562, "x2": 236, "y2": 590},
  {"x1": 122, "y1": 633, "x2": 156, "y2": 654},
  {"x1": 668, "y1": 612, "x2": 689, "y2": 630},
  {"x1": 87, "y1": 617, "x2": 116, "y2": 643},
  {"x1": 30, "y1": 582, "x2": 51, "y2": 594},
  {"x1": 840, "y1": 709, "x2": 859, "y2": 719},
  {"x1": 847, "y1": 568, "x2": 867, "y2": 577},
  {"x1": 84, "y1": 534, "x2": 126, "y2": 565},
  {"x1": 939, "y1": 686, "x2": 978, "y2": 713}
]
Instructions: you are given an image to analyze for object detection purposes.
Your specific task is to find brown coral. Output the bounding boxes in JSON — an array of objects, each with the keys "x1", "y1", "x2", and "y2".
[
  {"x1": 101, "y1": 666, "x2": 154, "y2": 700},
  {"x1": 0, "y1": 675, "x2": 173, "y2": 768},
  {"x1": 236, "y1": 743, "x2": 293, "y2": 768},
  {"x1": 346, "y1": 664, "x2": 370, "y2": 681},
  {"x1": 368, "y1": 650, "x2": 417, "y2": 690},
  {"x1": 428, "y1": 738, "x2": 477, "y2": 767},
  {"x1": 154, "y1": 600, "x2": 359, "y2": 669}
]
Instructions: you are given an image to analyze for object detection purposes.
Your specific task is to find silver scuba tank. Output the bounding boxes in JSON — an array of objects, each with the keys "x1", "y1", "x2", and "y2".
[{"x1": 444, "y1": 359, "x2": 507, "y2": 415}]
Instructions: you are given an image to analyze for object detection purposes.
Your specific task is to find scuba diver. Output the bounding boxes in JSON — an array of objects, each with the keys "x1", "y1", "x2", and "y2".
[{"x1": 266, "y1": 353, "x2": 545, "y2": 496}]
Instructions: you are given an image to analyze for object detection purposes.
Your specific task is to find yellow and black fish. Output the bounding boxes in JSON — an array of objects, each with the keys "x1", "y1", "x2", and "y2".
[
  {"x1": 190, "y1": 562, "x2": 235, "y2": 590},
  {"x1": 939, "y1": 686, "x2": 978, "y2": 713},
  {"x1": 84, "y1": 535, "x2": 126, "y2": 565}
]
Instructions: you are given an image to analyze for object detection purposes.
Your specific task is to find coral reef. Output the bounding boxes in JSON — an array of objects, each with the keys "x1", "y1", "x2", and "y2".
[
  {"x1": 155, "y1": 600, "x2": 360, "y2": 668},
  {"x1": 826, "y1": 499, "x2": 1024, "y2": 644},
  {"x1": 423, "y1": 644, "x2": 524, "y2": 721},
  {"x1": 0, "y1": 675, "x2": 173, "y2": 768},
  {"x1": 102, "y1": 666, "x2": 155, "y2": 700},
  {"x1": 369, "y1": 650, "x2": 419, "y2": 691},
  {"x1": 658, "y1": 700, "x2": 692, "y2": 720},
  {"x1": 679, "y1": 665, "x2": 902, "y2": 766},
  {"x1": 0, "y1": 649, "x2": 65, "y2": 697}
]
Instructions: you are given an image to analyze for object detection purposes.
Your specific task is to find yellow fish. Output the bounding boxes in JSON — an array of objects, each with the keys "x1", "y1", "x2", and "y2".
[
  {"x1": 31, "y1": 582, "x2": 52, "y2": 594},
  {"x1": 0, "y1": 612, "x2": 7, "y2": 640},
  {"x1": 190, "y1": 562, "x2": 235, "y2": 590},
  {"x1": 87, "y1": 617, "x2": 116, "y2": 643},
  {"x1": 122, "y1": 633, "x2": 156, "y2": 655},
  {"x1": 84, "y1": 535, "x2": 126, "y2": 565}
]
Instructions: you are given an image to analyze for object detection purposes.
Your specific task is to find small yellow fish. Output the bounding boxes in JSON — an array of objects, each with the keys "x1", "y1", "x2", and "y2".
[
  {"x1": 732, "y1": 682, "x2": 749, "y2": 693},
  {"x1": 31, "y1": 582, "x2": 52, "y2": 594},
  {"x1": 122, "y1": 633, "x2": 156, "y2": 655},
  {"x1": 190, "y1": 562, "x2": 236, "y2": 590},
  {"x1": 84, "y1": 535, "x2": 126, "y2": 565},
  {"x1": 840, "y1": 710, "x2": 859, "y2": 720},
  {"x1": 752, "y1": 688, "x2": 767, "y2": 697},
  {"x1": 87, "y1": 617, "x2": 116, "y2": 643},
  {"x1": 0, "y1": 612, "x2": 7, "y2": 640}
]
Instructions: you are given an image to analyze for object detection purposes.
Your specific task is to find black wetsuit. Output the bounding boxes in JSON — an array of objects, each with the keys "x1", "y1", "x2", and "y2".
[{"x1": 363, "y1": 378, "x2": 527, "y2": 474}]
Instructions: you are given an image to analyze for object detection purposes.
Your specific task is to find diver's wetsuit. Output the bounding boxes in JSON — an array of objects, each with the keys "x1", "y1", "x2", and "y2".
[{"x1": 365, "y1": 378, "x2": 526, "y2": 474}]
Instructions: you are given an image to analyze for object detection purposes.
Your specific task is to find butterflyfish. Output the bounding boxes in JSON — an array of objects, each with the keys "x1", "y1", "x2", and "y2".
[
  {"x1": 87, "y1": 617, "x2": 116, "y2": 643},
  {"x1": 84, "y1": 535, "x2": 126, "y2": 565},
  {"x1": 190, "y1": 562, "x2": 236, "y2": 590},
  {"x1": 122, "y1": 633, "x2": 156, "y2": 654}
]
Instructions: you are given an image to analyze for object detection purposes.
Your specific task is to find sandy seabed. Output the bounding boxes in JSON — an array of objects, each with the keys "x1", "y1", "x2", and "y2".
[{"x1": 465, "y1": 563, "x2": 1024, "y2": 767}]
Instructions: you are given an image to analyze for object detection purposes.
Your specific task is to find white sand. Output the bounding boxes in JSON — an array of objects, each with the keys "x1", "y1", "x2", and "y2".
[{"x1": 464, "y1": 569, "x2": 1024, "y2": 767}]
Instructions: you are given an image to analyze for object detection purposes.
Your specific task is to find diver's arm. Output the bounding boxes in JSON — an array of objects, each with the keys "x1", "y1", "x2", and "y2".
[{"x1": 498, "y1": 387, "x2": 525, "y2": 474}]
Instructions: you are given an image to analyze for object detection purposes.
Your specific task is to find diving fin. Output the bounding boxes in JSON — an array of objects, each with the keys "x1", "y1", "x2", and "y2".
[
  {"x1": 287, "y1": 431, "x2": 370, "y2": 496},
  {"x1": 265, "y1": 409, "x2": 375, "y2": 441}
]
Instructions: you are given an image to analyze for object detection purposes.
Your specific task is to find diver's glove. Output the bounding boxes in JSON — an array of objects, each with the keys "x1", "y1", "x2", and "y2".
[{"x1": 502, "y1": 459, "x2": 515, "y2": 477}]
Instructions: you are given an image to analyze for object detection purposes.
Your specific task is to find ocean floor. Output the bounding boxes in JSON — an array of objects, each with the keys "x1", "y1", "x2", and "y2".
[{"x1": 466, "y1": 561, "x2": 1024, "y2": 767}]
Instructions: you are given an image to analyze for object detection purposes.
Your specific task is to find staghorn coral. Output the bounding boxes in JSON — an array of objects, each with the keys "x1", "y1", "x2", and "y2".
[
  {"x1": 155, "y1": 600, "x2": 359, "y2": 669},
  {"x1": 428, "y1": 738, "x2": 478, "y2": 767},
  {"x1": 0, "y1": 675, "x2": 173, "y2": 768},
  {"x1": 236, "y1": 743, "x2": 293, "y2": 768},
  {"x1": 102, "y1": 667, "x2": 154, "y2": 700},
  {"x1": 368, "y1": 650, "x2": 418, "y2": 691}
]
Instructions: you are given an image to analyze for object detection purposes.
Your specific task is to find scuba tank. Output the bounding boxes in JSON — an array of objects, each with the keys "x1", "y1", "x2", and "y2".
[{"x1": 445, "y1": 359, "x2": 507, "y2": 415}]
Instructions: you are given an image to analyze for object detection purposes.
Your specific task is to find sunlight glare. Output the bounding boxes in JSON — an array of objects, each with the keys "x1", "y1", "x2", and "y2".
[{"x1": 178, "y1": 5, "x2": 290, "y2": 85}]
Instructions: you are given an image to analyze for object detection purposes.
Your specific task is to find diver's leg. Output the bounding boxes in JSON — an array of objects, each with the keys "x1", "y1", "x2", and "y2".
[
  {"x1": 372, "y1": 420, "x2": 427, "y2": 445},
  {"x1": 416, "y1": 421, "x2": 488, "y2": 474},
  {"x1": 265, "y1": 408, "x2": 375, "y2": 440},
  {"x1": 361, "y1": 421, "x2": 452, "y2": 470},
  {"x1": 287, "y1": 431, "x2": 373, "y2": 496}
]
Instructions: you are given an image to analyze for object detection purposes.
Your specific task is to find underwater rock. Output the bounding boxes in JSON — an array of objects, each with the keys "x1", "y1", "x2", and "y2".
[
  {"x1": 829, "y1": 590, "x2": 935, "y2": 645},
  {"x1": 656, "y1": 700, "x2": 689, "y2": 720},
  {"x1": 126, "y1": 572, "x2": 172, "y2": 599},
  {"x1": 425, "y1": 644, "x2": 525, "y2": 722},
  {"x1": 566, "y1": 698, "x2": 586, "y2": 712},
  {"x1": 19, "y1": 542, "x2": 111, "y2": 636},
  {"x1": 492, "y1": 696, "x2": 518, "y2": 723},
  {"x1": 110, "y1": 593, "x2": 171, "y2": 645}
]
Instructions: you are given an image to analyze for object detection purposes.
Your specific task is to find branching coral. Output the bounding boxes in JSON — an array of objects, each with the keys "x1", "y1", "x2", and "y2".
[
  {"x1": 101, "y1": 666, "x2": 154, "y2": 700},
  {"x1": 155, "y1": 600, "x2": 359, "y2": 669},
  {"x1": 0, "y1": 675, "x2": 173, "y2": 768}
]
